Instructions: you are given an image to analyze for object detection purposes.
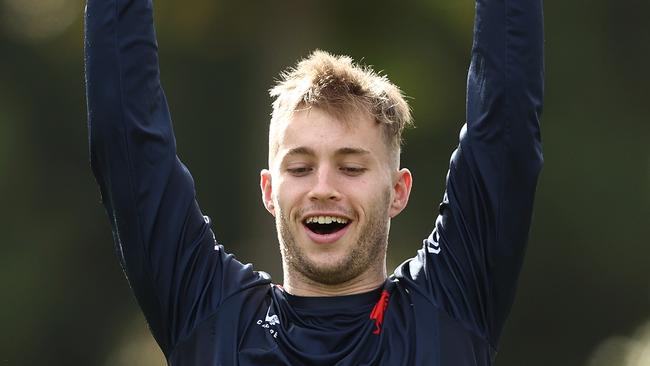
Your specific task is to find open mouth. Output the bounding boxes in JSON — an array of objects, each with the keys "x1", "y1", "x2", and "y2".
[{"x1": 303, "y1": 215, "x2": 350, "y2": 236}]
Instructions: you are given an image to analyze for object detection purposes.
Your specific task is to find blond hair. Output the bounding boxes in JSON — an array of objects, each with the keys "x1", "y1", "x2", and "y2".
[{"x1": 268, "y1": 50, "x2": 412, "y2": 162}]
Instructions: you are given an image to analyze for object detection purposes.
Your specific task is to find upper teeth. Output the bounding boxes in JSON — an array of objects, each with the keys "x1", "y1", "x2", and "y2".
[{"x1": 305, "y1": 216, "x2": 349, "y2": 224}]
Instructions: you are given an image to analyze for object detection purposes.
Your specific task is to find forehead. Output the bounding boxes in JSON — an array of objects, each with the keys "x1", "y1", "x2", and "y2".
[{"x1": 273, "y1": 107, "x2": 388, "y2": 162}]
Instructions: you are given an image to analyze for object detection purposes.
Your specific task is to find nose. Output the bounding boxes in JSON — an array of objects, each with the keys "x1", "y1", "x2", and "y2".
[{"x1": 307, "y1": 165, "x2": 341, "y2": 202}]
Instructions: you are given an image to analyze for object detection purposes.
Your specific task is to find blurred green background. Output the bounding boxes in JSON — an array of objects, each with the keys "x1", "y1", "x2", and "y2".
[{"x1": 0, "y1": 0, "x2": 648, "y2": 365}]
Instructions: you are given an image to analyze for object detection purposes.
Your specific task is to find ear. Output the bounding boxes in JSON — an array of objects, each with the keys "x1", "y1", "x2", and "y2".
[
  {"x1": 260, "y1": 169, "x2": 276, "y2": 217},
  {"x1": 389, "y1": 168, "x2": 412, "y2": 218}
]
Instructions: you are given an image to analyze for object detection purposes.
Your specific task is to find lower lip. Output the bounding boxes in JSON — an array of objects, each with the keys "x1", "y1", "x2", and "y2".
[{"x1": 303, "y1": 224, "x2": 350, "y2": 244}]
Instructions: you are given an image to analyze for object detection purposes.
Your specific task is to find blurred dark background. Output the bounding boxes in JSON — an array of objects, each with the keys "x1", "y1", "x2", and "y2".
[{"x1": 1, "y1": 0, "x2": 648, "y2": 365}]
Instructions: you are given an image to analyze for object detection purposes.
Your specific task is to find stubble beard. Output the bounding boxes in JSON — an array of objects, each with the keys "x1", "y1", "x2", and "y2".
[{"x1": 276, "y1": 190, "x2": 391, "y2": 286}]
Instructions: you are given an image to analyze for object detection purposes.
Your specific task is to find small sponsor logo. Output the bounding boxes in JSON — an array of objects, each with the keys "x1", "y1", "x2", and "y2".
[
  {"x1": 265, "y1": 307, "x2": 280, "y2": 326},
  {"x1": 257, "y1": 305, "x2": 280, "y2": 339}
]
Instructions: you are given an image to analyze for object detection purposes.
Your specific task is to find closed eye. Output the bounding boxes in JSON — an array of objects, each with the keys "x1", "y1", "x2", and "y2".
[
  {"x1": 287, "y1": 167, "x2": 312, "y2": 176},
  {"x1": 340, "y1": 166, "x2": 367, "y2": 176}
]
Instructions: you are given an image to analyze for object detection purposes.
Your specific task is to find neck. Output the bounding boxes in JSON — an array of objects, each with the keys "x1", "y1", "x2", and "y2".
[{"x1": 282, "y1": 263, "x2": 387, "y2": 297}]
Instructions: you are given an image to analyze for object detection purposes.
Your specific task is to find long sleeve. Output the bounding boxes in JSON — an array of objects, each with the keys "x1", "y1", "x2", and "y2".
[
  {"x1": 395, "y1": 0, "x2": 544, "y2": 349},
  {"x1": 84, "y1": 0, "x2": 269, "y2": 356}
]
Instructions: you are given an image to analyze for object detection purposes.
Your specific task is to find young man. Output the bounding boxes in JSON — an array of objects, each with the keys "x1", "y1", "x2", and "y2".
[{"x1": 85, "y1": 0, "x2": 543, "y2": 365}]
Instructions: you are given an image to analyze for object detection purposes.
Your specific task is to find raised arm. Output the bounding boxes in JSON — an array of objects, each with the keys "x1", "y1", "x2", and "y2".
[
  {"x1": 84, "y1": 0, "x2": 268, "y2": 356},
  {"x1": 397, "y1": 0, "x2": 544, "y2": 348}
]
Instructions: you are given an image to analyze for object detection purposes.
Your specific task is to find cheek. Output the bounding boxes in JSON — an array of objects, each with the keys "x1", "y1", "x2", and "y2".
[
  {"x1": 273, "y1": 177, "x2": 306, "y2": 209},
  {"x1": 344, "y1": 179, "x2": 391, "y2": 209}
]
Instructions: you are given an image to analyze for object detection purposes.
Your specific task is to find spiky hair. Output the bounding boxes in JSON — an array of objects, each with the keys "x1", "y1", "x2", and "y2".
[{"x1": 269, "y1": 50, "x2": 412, "y2": 156}]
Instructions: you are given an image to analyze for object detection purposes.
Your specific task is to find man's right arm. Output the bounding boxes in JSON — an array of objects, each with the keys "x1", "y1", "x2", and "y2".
[{"x1": 84, "y1": 0, "x2": 269, "y2": 356}]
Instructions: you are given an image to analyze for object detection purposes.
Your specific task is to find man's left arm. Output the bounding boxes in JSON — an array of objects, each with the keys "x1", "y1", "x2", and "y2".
[{"x1": 397, "y1": 0, "x2": 544, "y2": 348}]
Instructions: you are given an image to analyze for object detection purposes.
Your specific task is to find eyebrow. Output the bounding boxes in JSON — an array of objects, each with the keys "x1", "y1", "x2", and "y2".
[
  {"x1": 284, "y1": 146, "x2": 316, "y2": 158},
  {"x1": 334, "y1": 147, "x2": 371, "y2": 156},
  {"x1": 283, "y1": 146, "x2": 371, "y2": 158}
]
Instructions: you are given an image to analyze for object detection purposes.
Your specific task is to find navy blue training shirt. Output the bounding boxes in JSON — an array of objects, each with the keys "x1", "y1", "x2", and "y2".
[{"x1": 84, "y1": 0, "x2": 544, "y2": 364}]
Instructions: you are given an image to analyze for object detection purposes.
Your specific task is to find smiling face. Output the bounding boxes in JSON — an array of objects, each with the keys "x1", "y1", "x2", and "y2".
[{"x1": 261, "y1": 107, "x2": 412, "y2": 294}]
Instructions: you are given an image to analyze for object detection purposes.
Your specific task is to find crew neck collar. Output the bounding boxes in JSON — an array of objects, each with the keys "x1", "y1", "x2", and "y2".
[{"x1": 283, "y1": 285, "x2": 384, "y2": 311}]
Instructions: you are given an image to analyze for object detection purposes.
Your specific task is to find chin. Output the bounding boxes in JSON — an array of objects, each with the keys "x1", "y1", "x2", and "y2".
[
  {"x1": 306, "y1": 251, "x2": 350, "y2": 270},
  {"x1": 292, "y1": 245, "x2": 367, "y2": 285},
  {"x1": 278, "y1": 208, "x2": 387, "y2": 286}
]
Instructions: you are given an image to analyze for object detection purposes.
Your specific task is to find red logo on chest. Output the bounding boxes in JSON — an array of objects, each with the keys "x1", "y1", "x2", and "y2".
[{"x1": 369, "y1": 290, "x2": 390, "y2": 335}]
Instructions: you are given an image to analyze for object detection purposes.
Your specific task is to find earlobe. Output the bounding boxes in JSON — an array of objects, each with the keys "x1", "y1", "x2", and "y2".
[
  {"x1": 260, "y1": 169, "x2": 276, "y2": 217},
  {"x1": 389, "y1": 168, "x2": 413, "y2": 218}
]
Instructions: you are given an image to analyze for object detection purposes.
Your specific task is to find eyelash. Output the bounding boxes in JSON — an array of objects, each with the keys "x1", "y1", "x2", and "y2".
[
  {"x1": 340, "y1": 166, "x2": 366, "y2": 175},
  {"x1": 287, "y1": 167, "x2": 312, "y2": 175}
]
